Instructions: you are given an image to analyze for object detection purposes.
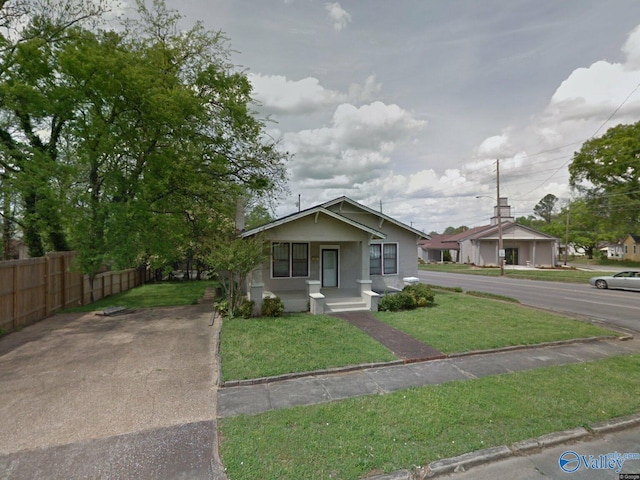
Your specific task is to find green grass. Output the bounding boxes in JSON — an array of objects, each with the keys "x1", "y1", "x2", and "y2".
[
  {"x1": 219, "y1": 354, "x2": 640, "y2": 480},
  {"x1": 64, "y1": 280, "x2": 217, "y2": 312},
  {"x1": 220, "y1": 293, "x2": 617, "y2": 380},
  {"x1": 419, "y1": 263, "x2": 615, "y2": 283},
  {"x1": 375, "y1": 291, "x2": 616, "y2": 353},
  {"x1": 220, "y1": 314, "x2": 397, "y2": 381}
]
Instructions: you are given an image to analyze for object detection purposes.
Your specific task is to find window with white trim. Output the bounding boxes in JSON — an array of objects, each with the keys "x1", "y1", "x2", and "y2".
[
  {"x1": 370, "y1": 243, "x2": 398, "y2": 275},
  {"x1": 272, "y1": 242, "x2": 309, "y2": 278}
]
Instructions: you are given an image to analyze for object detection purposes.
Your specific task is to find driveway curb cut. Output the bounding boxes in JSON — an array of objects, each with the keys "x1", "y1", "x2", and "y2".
[{"x1": 361, "y1": 413, "x2": 640, "y2": 480}]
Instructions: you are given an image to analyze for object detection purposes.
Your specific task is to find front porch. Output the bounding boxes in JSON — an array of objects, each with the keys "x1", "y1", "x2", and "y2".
[{"x1": 250, "y1": 281, "x2": 379, "y2": 315}]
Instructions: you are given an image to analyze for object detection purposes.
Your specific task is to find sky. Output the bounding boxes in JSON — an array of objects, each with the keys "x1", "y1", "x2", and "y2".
[{"x1": 160, "y1": 0, "x2": 640, "y2": 233}]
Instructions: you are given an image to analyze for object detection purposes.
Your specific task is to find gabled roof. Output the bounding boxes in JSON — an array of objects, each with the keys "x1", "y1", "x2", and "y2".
[
  {"x1": 321, "y1": 196, "x2": 429, "y2": 239},
  {"x1": 418, "y1": 234, "x2": 462, "y2": 251},
  {"x1": 420, "y1": 222, "x2": 558, "y2": 247},
  {"x1": 459, "y1": 222, "x2": 558, "y2": 241},
  {"x1": 240, "y1": 204, "x2": 386, "y2": 239},
  {"x1": 625, "y1": 233, "x2": 640, "y2": 243}
]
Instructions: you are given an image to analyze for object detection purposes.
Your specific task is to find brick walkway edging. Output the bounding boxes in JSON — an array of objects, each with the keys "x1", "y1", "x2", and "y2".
[
  {"x1": 365, "y1": 413, "x2": 640, "y2": 480},
  {"x1": 219, "y1": 335, "x2": 627, "y2": 388}
]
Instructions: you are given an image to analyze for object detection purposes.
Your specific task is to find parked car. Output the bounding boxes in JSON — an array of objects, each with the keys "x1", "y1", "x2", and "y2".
[{"x1": 589, "y1": 271, "x2": 640, "y2": 291}]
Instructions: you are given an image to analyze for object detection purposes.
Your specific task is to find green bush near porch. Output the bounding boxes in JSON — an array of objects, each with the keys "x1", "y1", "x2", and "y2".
[{"x1": 379, "y1": 284, "x2": 435, "y2": 311}]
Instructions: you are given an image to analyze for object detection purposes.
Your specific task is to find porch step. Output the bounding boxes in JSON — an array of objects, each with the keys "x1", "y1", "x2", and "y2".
[{"x1": 324, "y1": 298, "x2": 368, "y2": 313}]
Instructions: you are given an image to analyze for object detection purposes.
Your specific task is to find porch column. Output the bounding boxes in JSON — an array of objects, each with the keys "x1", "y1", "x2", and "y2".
[
  {"x1": 306, "y1": 280, "x2": 321, "y2": 295},
  {"x1": 357, "y1": 279, "x2": 379, "y2": 312},
  {"x1": 532, "y1": 241, "x2": 537, "y2": 266},
  {"x1": 360, "y1": 241, "x2": 370, "y2": 280},
  {"x1": 309, "y1": 293, "x2": 325, "y2": 315},
  {"x1": 357, "y1": 279, "x2": 372, "y2": 296},
  {"x1": 249, "y1": 283, "x2": 264, "y2": 316}
]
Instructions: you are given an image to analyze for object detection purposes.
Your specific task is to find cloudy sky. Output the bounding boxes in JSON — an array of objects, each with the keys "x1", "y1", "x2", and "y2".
[{"x1": 163, "y1": 0, "x2": 640, "y2": 233}]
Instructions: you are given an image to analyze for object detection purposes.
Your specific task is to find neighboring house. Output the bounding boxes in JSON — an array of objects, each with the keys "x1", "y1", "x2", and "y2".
[
  {"x1": 558, "y1": 243, "x2": 586, "y2": 258},
  {"x1": 417, "y1": 228, "x2": 486, "y2": 263},
  {"x1": 240, "y1": 196, "x2": 428, "y2": 314},
  {"x1": 621, "y1": 234, "x2": 640, "y2": 262},
  {"x1": 420, "y1": 198, "x2": 558, "y2": 267},
  {"x1": 601, "y1": 241, "x2": 624, "y2": 260},
  {"x1": 418, "y1": 234, "x2": 459, "y2": 263}
]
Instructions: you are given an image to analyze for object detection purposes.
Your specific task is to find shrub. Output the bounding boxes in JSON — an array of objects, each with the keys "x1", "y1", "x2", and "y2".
[
  {"x1": 237, "y1": 299, "x2": 255, "y2": 318},
  {"x1": 379, "y1": 291, "x2": 416, "y2": 312},
  {"x1": 378, "y1": 284, "x2": 436, "y2": 312},
  {"x1": 214, "y1": 298, "x2": 230, "y2": 317},
  {"x1": 403, "y1": 283, "x2": 435, "y2": 306},
  {"x1": 261, "y1": 296, "x2": 284, "y2": 317}
]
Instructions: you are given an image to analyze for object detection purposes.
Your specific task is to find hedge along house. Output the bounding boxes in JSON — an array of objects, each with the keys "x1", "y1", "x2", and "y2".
[{"x1": 240, "y1": 196, "x2": 428, "y2": 314}]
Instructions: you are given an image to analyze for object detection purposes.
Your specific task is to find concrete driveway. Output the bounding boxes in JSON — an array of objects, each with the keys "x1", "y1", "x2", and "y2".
[{"x1": 0, "y1": 304, "x2": 223, "y2": 479}]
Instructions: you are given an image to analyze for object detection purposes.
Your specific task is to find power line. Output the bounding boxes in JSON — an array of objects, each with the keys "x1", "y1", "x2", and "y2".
[{"x1": 512, "y1": 79, "x2": 640, "y2": 200}]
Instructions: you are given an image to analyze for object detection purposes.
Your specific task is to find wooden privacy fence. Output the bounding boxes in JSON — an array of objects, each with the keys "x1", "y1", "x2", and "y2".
[{"x1": 0, "y1": 252, "x2": 151, "y2": 334}]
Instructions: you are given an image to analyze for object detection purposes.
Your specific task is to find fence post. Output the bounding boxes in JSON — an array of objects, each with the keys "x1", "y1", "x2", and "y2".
[
  {"x1": 45, "y1": 254, "x2": 51, "y2": 317},
  {"x1": 13, "y1": 262, "x2": 19, "y2": 330}
]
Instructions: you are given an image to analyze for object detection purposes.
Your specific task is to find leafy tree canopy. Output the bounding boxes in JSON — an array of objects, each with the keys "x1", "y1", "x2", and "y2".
[
  {"x1": 0, "y1": 0, "x2": 288, "y2": 279},
  {"x1": 533, "y1": 193, "x2": 558, "y2": 223},
  {"x1": 569, "y1": 121, "x2": 640, "y2": 233}
]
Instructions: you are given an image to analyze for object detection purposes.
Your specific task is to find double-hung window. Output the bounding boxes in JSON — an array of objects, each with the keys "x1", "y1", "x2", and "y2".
[
  {"x1": 370, "y1": 243, "x2": 397, "y2": 275},
  {"x1": 272, "y1": 242, "x2": 309, "y2": 278}
]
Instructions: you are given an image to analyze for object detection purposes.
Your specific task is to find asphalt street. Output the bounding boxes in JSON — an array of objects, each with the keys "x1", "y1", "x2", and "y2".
[{"x1": 417, "y1": 270, "x2": 640, "y2": 334}]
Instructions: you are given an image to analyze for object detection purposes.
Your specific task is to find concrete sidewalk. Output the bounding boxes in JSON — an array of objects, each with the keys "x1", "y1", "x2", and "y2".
[
  {"x1": 0, "y1": 304, "x2": 225, "y2": 480},
  {"x1": 218, "y1": 336, "x2": 639, "y2": 417}
]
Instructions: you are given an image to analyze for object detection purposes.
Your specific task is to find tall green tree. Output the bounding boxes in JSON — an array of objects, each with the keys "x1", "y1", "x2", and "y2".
[
  {"x1": 569, "y1": 122, "x2": 640, "y2": 234},
  {"x1": 1, "y1": 0, "x2": 288, "y2": 284},
  {"x1": 543, "y1": 199, "x2": 611, "y2": 259},
  {"x1": 533, "y1": 194, "x2": 558, "y2": 224},
  {"x1": 0, "y1": 0, "x2": 111, "y2": 256}
]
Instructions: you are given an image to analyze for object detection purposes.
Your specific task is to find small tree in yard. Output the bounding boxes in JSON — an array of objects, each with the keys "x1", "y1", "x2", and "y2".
[{"x1": 207, "y1": 233, "x2": 266, "y2": 318}]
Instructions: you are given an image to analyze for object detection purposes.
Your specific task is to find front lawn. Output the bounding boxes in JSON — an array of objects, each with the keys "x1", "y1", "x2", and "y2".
[
  {"x1": 219, "y1": 354, "x2": 640, "y2": 480},
  {"x1": 64, "y1": 280, "x2": 217, "y2": 312},
  {"x1": 219, "y1": 293, "x2": 617, "y2": 381},
  {"x1": 375, "y1": 291, "x2": 616, "y2": 354},
  {"x1": 220, "y1": 314, "x2": 396, "y2": 381}
]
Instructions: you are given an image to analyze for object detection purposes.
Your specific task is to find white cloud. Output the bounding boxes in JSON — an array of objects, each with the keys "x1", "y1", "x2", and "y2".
[
  {"x1": 249, "y1": 74, "x2": 384, "y2": 115},
  {"x1": 248, "y1": 73, "x2": 346, "y2": 114},
  {"x1": 623, "y1": 24, "x2": 640, "y2": 70},
  {"x1": 282, "y1": 101, "x2": 424, "y2": 190},
  {"x1": 264, "y1": 17, "x2": 640, "y2": 230},
  {"x1": 325, "y1": 2, "x2": 351, "y2": 31}
]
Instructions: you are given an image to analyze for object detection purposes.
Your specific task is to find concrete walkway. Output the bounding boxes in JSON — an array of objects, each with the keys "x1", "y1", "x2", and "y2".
[
  {"x1": 218, "y1": 336, "x2": 639, "y2": 417},
  {"x1": 332, "y1": 311, "x2": 445, "y2": 361}
]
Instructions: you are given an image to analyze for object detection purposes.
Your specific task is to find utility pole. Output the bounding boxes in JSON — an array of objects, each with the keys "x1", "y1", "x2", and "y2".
[
  {"x1": 496, "y1": 159, "x2": 505, "y2": 276},
  {"x1": 564, "y1": 201, "x2": 571, "y2": 266}
]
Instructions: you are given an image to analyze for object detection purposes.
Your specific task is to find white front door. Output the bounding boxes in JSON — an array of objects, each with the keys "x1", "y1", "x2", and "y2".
[{"x1": 322, "y1": 249, "x2": 338, "y2": 287}]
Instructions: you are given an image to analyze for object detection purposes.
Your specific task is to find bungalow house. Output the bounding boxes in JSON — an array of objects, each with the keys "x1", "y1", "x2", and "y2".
[
  {"x1": 600, "y1": 241, "x2": 624, "y2": 260},
  {"x1": 418, "y1": 234, "x2": 459, "y2": 263},
  {"x1": 622, "y1": 234, "x2": 640, "y2": 262},
  {"x1": 420, "y1": 198, "x2": 558, "y2": 267},
  {"x1": 240, "y1": 196, "x2": 428, "y2": 314}
]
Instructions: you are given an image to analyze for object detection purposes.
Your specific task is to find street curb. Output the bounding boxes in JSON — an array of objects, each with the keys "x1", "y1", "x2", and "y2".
[
  {"x1": 219, "y1": 335, "x2": 628, "y2": 387},
  {"x1": 588, "y1": 413, "x2": 640, "y2": 434},
  {"x1": 446, "y1": 335, "x2": 622, "y2": 358},
  {"x1": 425, "y1": 445, "x2": 512, "y2": 477},
  {"x1": 360, "y1": 413, "x2": 640, "y2": 480}
]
